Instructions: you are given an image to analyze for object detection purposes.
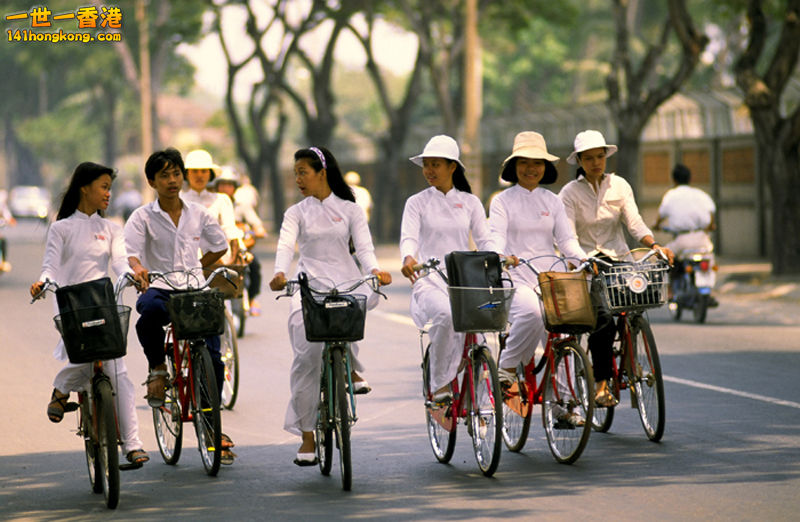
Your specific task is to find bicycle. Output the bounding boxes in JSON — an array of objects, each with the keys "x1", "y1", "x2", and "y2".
[
  {"x1": 413, "y1": 257, "x2": 512, "y2": 477},
  {"x1": 278, "y1": 272, "x2": 386, "y2": 491},
  {"x1": 589, "y1": 249, "x2": 669, "y2": 442},
  {"x1": 132, "y1": 266, "x2": 238, "y2": 476},
  {"x1": 220, "y1": 304, "x2": 240, "y2": 409},
  {"x1": 499, "y1": 257, "x2": 598, "y2": 464},
  {"x1": 32, "y1": 273, "x2": 137, "y2": 509}
]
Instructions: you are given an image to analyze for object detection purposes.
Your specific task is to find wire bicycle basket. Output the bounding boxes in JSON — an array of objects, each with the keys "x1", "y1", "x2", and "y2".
[{"x1": 600, "y1": 260, "x2": 669, "y2": 313}]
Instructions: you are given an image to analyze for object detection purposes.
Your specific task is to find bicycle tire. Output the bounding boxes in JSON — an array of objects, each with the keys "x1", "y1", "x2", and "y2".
[
  {"x1": 95, "y1": 379, "x2": 120, "y2": 509},
  {"x1": 422, "y1": 347, "x2": 456, "y2": 463},
  {"x1": 231, "y1": 293, "x2": 247, "y2": 338},
  {"x1": 81, "y1": 397, "x2": 102, "y2": 494},
  {"x1": 221, "y1": 311, "x2": 240, "y2": 410},
  {"x1": 469, "y1": 346, "x2": 503, "y2": 476},
  {"x1": 316, "y1": 366, "x2": 333, "y2": 476},
  {"x1": 589, "y1": 341, "x2": 617, "y2": 433},
  {"x1": 501, "y1": 366, "x2": 532, "y2": 453},
  {"x1": 630, "y1": 316, "x2": 666, "y2": 441},
  {"x1": 542, "y1": 340, "x2": 595, "y2": 464},
  {"x1": 153, "y1": 351, "x2": 183, "y2": 465},
  {"x1": 693, "y1": 294, "x2": 708, "y2": 324},
  {"x1": 332, "y1": 347, "x2": 352, "y2": 491},
  {"x1": 192, "y1": 343, "x2": 222, "y2": 476}
]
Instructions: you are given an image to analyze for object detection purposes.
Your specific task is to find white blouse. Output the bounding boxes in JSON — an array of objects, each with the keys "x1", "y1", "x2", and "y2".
[
  {"x1": 559, "y1": 173, "x2": 652, "y2": 259},
  {"x1": 400, "y1": 186, "x2": 499, "y2": 268},
  {"x1": 124, "y1": 199, "x2": 228, "y2": 290},
  {"x1": 181, "y1": 189, "x2": 242, "y2": 241},
  {"x1": 489, "y1": 185, "x2": 587, "y2": 283},
  {"x1": 274, "y1": 193, "x2": 379, "y2": 290},
  {"x1": 39, "y1": 210, "x2": 129, "y2": 286}
]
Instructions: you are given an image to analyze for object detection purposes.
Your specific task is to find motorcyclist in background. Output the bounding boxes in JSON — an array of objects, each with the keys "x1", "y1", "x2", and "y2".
[
  {"x1": 653, "y1": 163, "x2": 718, "y2": 306},
  {"x1": 0, "y1": 189, "x2": 17, "y2": 272}
]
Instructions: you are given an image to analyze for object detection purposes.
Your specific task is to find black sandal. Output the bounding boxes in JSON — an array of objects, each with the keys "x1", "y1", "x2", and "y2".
[
  {"x1": 47, "y1": 389, "x2": 78, "y2": 423},
  {"x1": 120, "y1": 449, "x2": 149, "y2": 470}
]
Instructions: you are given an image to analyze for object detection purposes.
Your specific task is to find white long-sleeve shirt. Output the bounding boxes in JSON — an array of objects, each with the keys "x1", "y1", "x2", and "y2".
[
  {"x1": 181, "y1": 188, "x2": 242, "y2": 241},
  {"x1": 124, "y1": 199, "x2": 228, "y2": 290},
  {"x1": 39, "y1": 210, "x2": 129, "y2": 285},
  {"x1": 658, "y1": 185, "x2": 716, "y2": 232},
  {"x1": 400, "y1": 186, "x2": 499, "y2": 267},
  {"x1": 559, "y1": 173, "x2": 652, "y2": 259},
  {"x1": 274, "y1": 193, "x2": 378, "y2": 291},
  {"x1": 489, "y1": 185, "x2": 587, "y2": 283},
  {"x1": 39, "y1": 210, "x2": 130, "y2": 360}
]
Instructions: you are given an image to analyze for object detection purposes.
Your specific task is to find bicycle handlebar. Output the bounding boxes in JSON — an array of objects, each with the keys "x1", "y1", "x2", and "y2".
[
  {"x1": 278, "y1": 272, "x2": 387, "y2": 300},
  {"x1": 143, "y1": 266, "x2": 239, "y2": 292}
]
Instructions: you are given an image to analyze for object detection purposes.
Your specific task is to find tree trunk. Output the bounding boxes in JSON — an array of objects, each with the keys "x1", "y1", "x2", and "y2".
[{"x1": 614, "y1": 128, "x2": 643, "y2": 195}]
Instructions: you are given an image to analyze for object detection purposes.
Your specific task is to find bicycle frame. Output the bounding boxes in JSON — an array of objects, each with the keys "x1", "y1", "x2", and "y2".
[
  {"x1": 320, "y1": 342, "x2": 357, "y2": 428},
  {"x1": 163, "y1": 325, "x2": 200, "y2": 424}
]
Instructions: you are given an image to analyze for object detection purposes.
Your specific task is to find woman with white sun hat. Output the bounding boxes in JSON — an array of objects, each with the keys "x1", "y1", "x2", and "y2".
[{"x1": 559, "y1": 130, "x2": 672, "y2": 408}]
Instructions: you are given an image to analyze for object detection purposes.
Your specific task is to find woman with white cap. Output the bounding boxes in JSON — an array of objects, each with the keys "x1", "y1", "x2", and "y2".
[
  {"x1": 182, "y1": 149, "x2": 242, "y2": 264},
  {"x1": 269, "y1": 146, "x2": 392, "y2": 466},
  {"x1": 559, "y1": 130, "x2": 671, "y2": 407},
  {"x1": 400, "y1": 135, "x2": 503, "y2": 402},
  {"x1": 488, "y1": 132, "x2": 587, "y2": 419}
]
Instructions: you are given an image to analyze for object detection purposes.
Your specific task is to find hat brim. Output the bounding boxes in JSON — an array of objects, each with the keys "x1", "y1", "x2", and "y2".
[
  {"x1": 184, "y1": 164, "x2": 220, "y2": 181},
  {"x1": 501, "y1": 159, "x2": 558, "y2": 185},
  {"x1": 409, "y1": 154, "x2": 465, "y2": 169},
  {"x1": 566, "y1": 145, "x2": 618, "y2": 165}
]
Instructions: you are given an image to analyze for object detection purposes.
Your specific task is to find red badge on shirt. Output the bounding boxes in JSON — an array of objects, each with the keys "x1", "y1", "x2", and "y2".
[
  {"x1": 331, "y1": 216, "x2": 343, "y2": 222},
  {"x1": 94, "y1": 234, "x2": 106, "y2": 241},
  {"x1": 541, "y1": 211, "x2": 550, "y2": 217},
  {"x1": 454, "y1": 203, "x2": 463, "y2": 209}
]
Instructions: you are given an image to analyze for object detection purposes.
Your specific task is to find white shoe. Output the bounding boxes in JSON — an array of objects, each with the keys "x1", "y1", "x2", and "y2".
[
  {"x1": 294, "y1": 452, "x2": 317, "y2": 466},
  {"x1": 350, "y1": 380, "x2": 371, "y2": 395}
]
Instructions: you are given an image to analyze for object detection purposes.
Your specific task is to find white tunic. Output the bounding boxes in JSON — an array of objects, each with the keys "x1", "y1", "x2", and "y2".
[
  {"x1": 123, "y1": 199, "x2": 228, "y2": 290},
  {"x1": 181, "y1": 188, "x2": 242, "y2": 241},
  {"x1": 559, "y1": 173, "x2": 653, "y2": 259}
]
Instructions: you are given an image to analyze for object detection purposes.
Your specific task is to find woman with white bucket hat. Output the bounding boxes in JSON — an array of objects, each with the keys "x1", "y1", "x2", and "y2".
[
  {"x1": 488, "y1": 132, "x2": 587, "y2": 423},
  {"x1": 400, "y1": 135, "x2": 503, "y2": 402},
  {"x1": 559, "y1": 130, "x2": 672, "y2": 408}
]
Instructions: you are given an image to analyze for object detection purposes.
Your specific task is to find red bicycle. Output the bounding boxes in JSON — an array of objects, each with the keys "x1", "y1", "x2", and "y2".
[
  {"x1": 499, "y1": 257, "x2": 597, "y2": 464},
  {"x1": 414, "y1": 258, "x2": 513, "y2": 477},
  {"x1": 129, "y1": 267, "x2": 237, "y2": 476}
]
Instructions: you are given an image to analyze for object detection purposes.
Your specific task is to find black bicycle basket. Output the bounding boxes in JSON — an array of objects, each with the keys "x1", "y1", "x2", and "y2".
[
  {"x1": 298, "y1": 272, "x2": 367, "y2": 342},
  {"x1": 54, "y1": 277, "x2": 130, "y2": 363},
  {"x1": 166, "y1": 289, "x2": 225, "y2": 339}
]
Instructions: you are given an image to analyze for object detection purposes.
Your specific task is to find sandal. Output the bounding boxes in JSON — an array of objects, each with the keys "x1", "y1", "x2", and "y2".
[
  {"x1": 220, "y1": 433, "x2": 236, "y2": 465},
  {"x1": 595, "y1": 389, "x2": 619, "y2": 408},
  {"x1": 120, "y1": 449, "x2": 150, "y2": 470},
  {"x1": 144, "y1": 366, "x2": 169, "y2": 408},
  {"x1": 47, "y1": 389, "x2": 78, "y2": 423}
]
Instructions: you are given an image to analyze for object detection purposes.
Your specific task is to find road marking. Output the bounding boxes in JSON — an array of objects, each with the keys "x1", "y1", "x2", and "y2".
[
  {"x1": 375, "y1": 310, "x2": 800, "y2": 410},
  {"x1": 664, "y1": 375, "x2": 800, "y2": 409}
]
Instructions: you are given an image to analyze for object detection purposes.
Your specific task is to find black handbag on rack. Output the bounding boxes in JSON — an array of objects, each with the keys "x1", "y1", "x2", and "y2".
[
  {"x1": 444, "y1": 251, "x2": 503, "y2": 288},
  {"x1": 444, "y1": 251, "x2": 512, "y2": 332},
  {"x1": 298, "y1": 272, "x2": 367, "y2": 342}
]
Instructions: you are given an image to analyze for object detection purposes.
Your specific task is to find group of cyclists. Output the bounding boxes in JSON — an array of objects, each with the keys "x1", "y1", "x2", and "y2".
[{"x1": 30, "y1": 126, "x2": 718, "y2": 481}]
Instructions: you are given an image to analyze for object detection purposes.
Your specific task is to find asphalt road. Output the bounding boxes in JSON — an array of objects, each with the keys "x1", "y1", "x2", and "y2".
[{"x1": 2, "y1": 219, "x2": 799, "y2": 521}]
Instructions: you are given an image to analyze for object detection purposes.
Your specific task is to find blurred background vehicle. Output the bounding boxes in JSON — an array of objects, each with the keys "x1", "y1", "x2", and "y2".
[{"x1": 9, "y1": 186, "x2": 51, "y2": 221}]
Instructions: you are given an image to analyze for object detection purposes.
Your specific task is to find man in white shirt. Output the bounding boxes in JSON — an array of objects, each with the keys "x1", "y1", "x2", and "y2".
[
  {"x1": 654, "y1": 163, "x2": 716, "y2": 257},
  {"x1": 124, "y1": 148, "x2": 228, "y2": 410}
]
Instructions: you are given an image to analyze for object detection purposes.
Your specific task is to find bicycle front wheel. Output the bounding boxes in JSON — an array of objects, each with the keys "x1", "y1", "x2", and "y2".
[
  {"x1": 630, "y1": 316, "x2": 665, "y2": 441},
  {"x1": 469, "y1": 346, "x2": 503, "y2": 477},
  {"x1": 501, "y1": 369, "x2": 532, "y2": 452},
  {"x1": 192, "y1": 343, "x2": 222, "y2": 476},
  {"x1": 422, "y1": 348, "x2": 456, "y2": 463},
  {"x1": 590, "y1": 342, "x2": 617, "y2": 433},
  {"x1": 332, "y1": 347, "x2": 352, "y2": 491},
  {"x1": 316, "y1": 370, "x2": 333, "y2": 476},
  {"x1": 221, "y1": 311, "x2": 240, "y2": 410},
  {"x1": 81, "y1": 396, "x2": 103, "y2": 494},
  {"x1": 542, "y1": 340, "x2": 595, "y2": 464},
  {"x1": 95, "y1": 379, "x2": 120, "y2": 509},
  {"x1": 153, "y1": 354, "x2": 183, "y2": 465}
]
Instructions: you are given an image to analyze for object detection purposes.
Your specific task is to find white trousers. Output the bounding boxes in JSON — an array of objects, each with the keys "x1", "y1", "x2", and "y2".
[
  {"x1": 283, "y1": 309, "x2": 364, "y2": 435},
  {"x1": 498, "y1": 285, "x2": 546, "y2": 370},
  {"x1": 411, "y1": 283, "x2": 465, "y2": 392},
  {"x1": 53, "y1": 357, "x2": 143, "y2": 454}
]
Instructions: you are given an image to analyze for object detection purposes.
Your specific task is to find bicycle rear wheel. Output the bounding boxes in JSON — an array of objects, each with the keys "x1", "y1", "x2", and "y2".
[
  {"x1": 630, "y1": 316, "x2": 665, "y2": 441},
  {"x1": 221, "y1": 311, "x2": 240, "y2": 410},
  {"x1": 590, "y1": 342, "x2": 618, "y2": 433},
  {"x1": 316, "y1": 369, "x2": 333, "y2": 476},
  {"x1": 192, "y1": 343, "x2": 222, "y2": 476},
  {"x1": 95, "y1": 379, "x2": 120, "y2": 509},
  {"x1": 80, "y1": 396, "x2": 103, "y2": 494},
  {"x1": 231, "y1": 292, "x2": 247, "y2": 338},
  {"x1": 153, "y1": 353, "x2": 183, "y2": 465},
  {"x1": 469, "y1": 346, "x2": 503, "y2": 476},
  {"x1": 422, "y1": 347, "x2": 456, "y2": 463},
  {"x1": 332, "y1": 347, "x2": 352, "y2": 491},
  {"x1": 501, "y1": 367, "x2": 532, "y2": 452},
  {"x1": 542, "y1": 340, "x2": 595, "y2": 464}
]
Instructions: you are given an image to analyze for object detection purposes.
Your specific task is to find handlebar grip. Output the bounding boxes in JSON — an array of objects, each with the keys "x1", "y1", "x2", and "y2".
[{"x1": 411, "y1": 264, "x2": 424, "y2": 272}]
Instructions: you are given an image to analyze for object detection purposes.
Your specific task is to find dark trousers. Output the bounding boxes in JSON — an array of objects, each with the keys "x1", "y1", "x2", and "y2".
[
  {"x1": 588, "y1": 261, "x2": 618, "y2": 383},
  {"x1": 135, "y1": 288, "x2": 224, "y2": 395},
  {"x1": 247, "y1": 254, "x2": 261, "y2": 300}
]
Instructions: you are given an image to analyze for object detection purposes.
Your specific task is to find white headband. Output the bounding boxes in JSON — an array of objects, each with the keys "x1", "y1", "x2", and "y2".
[{"x1": 309, "y1": 147, "x2": 327, "y2": 170}]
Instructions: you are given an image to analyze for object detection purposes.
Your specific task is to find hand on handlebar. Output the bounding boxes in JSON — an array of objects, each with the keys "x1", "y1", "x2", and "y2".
[
  {"x1": 401, "y1": 256, "x2": 420, "y2": 283},
  {"x1": 269, "y1": 272, "x2": 287, "y2": 291},
  {"x1": 371, "y1": 269, "x2": 392, "y2": 286}
]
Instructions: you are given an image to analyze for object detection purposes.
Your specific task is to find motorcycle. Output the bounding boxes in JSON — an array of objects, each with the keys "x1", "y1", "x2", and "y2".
[{"x1": 668, "y1": 249, "x2": 717, "y2": 323}]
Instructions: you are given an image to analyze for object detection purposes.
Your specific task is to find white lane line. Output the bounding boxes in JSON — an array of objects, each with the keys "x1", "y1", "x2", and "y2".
[
  {"x1": 663, "y1": 375, "x2": 800, "y2": 409},
  {"x1": 375, "y1": 310, "x2": 800, "y2": 410}
]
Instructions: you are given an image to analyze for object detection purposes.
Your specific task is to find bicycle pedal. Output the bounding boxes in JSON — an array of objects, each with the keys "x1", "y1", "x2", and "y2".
[
  {"x1": 552, "y1": 420, "x2": 577, "y2": 430},
  {"x1": 119, "y1": 462, "x2": 143, "y2": 471}
]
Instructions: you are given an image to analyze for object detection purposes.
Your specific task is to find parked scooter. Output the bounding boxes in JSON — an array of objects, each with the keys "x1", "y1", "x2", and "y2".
[{"x1": 668, "y1": 248, "x2": 718, "y2": 323}]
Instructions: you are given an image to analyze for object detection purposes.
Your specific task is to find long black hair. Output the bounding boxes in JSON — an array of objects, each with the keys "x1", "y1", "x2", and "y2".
[
  {"x1": 294, "y1": 146, "x2": 355, "y2": 202},
  {"x1": 452, "y1": 162, "x2": 472, "y2": 193},
  {"x1": 56, "y1": 162, "x2": 115, "y2": 221}
]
